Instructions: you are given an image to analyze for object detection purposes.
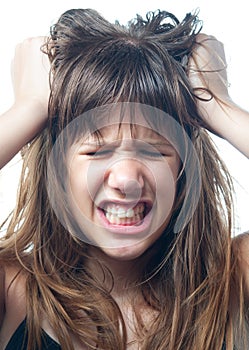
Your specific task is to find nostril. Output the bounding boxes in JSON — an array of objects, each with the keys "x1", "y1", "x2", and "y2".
[
  {"x1": 124, "y1": 179, "x2": 142, "y2": 192},
  {"x1": 123, "y1": 179, "x2": 142, "y2": 199}
]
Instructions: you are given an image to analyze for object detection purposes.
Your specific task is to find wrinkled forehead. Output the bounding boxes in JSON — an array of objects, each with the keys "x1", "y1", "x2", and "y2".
[
  {"x1": 73, "y1": 103, "x2": 180, "y2": 144},
  {"x1": 83, "y1": 122, "x2": 170, "y2": 145},
  {"x1": 59, "y1": 102, "x2": 190, "y2": 157}
]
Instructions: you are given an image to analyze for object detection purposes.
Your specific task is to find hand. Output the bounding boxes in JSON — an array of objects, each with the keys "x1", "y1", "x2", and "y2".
[
  {"x1": 189, "y1": 34, "x2": 249, "y2": 157},
  {"x1": 0, "y1": 37, "x2": 51, "y2": 168},
  {"x1": 188, "y1": 34, "x2": 232, "y2": 132},
  {"x1": 11, "y1": 36, "x2": 50, "y2": 121},
  {"x1": 189, "y1": 34, "x2": 229, "y2": 99}
]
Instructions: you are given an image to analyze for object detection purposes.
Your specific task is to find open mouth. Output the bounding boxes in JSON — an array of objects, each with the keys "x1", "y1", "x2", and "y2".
[{"x1": 101, "y1": 202, "x2": 151, "y2": 226}]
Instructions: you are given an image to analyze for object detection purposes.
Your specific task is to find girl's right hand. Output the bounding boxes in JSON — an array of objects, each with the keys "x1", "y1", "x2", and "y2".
[
  {"x1": 0, "y1": 37, "x2": 50, "y2": 168},
  {"x1": 11, "y1": 36, "x2": 50, "y2": 121}
]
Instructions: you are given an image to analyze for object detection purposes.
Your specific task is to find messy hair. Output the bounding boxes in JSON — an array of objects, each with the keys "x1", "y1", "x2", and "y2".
[{"x1": 0, "y1": 8, "x2": 244, "y2": 350}]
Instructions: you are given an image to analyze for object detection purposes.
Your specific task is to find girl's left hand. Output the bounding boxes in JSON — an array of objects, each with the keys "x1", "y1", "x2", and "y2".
[
  {"x1": 188, "y1": 34, "x2": 249, "y2": 158},
  {"x1": 188, "y1": 34, "x2": 231, "y2": 130},
  {"x1": 189, "y1": 34, "x2": 229, "y2": 99}
]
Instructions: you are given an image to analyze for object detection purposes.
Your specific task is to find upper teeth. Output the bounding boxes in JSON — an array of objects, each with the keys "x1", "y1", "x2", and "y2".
[{"x1": 104, "y1": 203, "x2": 145, "y2": 218}]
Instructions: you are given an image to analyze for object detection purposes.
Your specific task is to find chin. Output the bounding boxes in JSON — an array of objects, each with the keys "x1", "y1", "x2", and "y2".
[{"x1": 100, "y1": 244, "x2": 149, "y2": 261}]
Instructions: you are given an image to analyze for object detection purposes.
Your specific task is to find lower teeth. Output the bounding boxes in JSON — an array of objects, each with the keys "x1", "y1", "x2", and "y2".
[{"x1": 105, "y1": 213, "x2": 143, "y2": 225}]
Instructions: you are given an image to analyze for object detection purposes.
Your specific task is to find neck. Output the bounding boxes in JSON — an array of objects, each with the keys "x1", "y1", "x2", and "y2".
[{"x1": 86, "y1": 247, "x2": 149, "y2": 297}]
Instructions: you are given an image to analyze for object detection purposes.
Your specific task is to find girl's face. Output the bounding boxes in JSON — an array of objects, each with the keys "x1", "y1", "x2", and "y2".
[{"x1": 66, "y1": 113, "x2": 180, "y2": 261}]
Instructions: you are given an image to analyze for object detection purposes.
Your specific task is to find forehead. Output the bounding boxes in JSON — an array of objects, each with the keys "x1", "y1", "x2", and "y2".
[
  {"x1": 80, "y1": 103, "x2": 176, "y2": 144},
  {"x1": 84, "y1": 123, "x2": 169, "y2": 143},
  {"x1": 65, "y1": 102, "x2": 186, "y2": 152}
]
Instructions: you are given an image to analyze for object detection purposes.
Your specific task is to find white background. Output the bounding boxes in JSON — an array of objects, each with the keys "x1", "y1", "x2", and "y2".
[{"x1": 0, "y1": 0, "x2": 248, "y2": 235}]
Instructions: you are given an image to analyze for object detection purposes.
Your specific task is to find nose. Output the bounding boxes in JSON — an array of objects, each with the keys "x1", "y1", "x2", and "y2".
[{"x1": 106, "y1": 158, "x2": 144, "y2": 197}]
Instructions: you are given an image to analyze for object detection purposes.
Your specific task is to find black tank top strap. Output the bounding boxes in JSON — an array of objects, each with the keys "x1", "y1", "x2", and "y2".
[{"x1": 5, "y1": 318, "x2": 61, "y2": 350}]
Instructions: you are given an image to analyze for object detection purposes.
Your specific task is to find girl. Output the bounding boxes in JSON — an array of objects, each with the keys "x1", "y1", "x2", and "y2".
[{"x1": 0, "y1": 8, "x2": 248, "y2": 350}]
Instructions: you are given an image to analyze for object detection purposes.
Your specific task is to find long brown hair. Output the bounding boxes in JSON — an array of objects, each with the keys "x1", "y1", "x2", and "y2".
[{"x1": 0, "y1": 8, "x2": 245, "y2": 349}]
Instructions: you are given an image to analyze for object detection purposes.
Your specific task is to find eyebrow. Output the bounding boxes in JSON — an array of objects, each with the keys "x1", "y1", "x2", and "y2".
[
  {"x1": 141, "y1": 139, "x2": 173, "y2": 146},
  {"x1": 81, "y1": 139, "x2": 174, "y2": 148}
]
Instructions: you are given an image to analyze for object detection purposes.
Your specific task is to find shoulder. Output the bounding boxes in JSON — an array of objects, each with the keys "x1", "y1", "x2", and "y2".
[
  {"x1": 232, "y1": 232, "x2": 249, "y2": 259},
  {"x1": 232, "y1": 232, "x2": 249, "y2": 293},
  {"x1": 0, "y1": 264, "x2": 27, "y2": 325},
  {"x1": 0, "y1": 264, "x2": 27, "y2": 348},
  {"x1": 0, "y1": 265, "x2": 5, "y2": 327},
  {"x1": 3, "y1": 264, "x2": 27, "y2": 305}
]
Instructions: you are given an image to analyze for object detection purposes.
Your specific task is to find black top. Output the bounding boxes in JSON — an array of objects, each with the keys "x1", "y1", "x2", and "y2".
[
  {"x1": 5, "y1": 318, "x2": 229, "y2": 350},
  {"x1": 5, "y1": 318, "x2": 61, "y2": 350}
]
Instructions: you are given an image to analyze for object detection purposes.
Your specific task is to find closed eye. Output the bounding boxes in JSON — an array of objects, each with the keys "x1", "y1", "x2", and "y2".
[
  {"x1": 85, "y1": 149, "x2": 113, "y2": 157},
  {"x1": 139, "y1": 149, "x2": 163, "y2": 158}
]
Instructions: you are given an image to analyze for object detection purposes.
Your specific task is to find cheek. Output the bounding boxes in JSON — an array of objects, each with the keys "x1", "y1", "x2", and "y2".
[
  {"x1": 68, "y1": 157, "x2": 109, "y2": 213},
  {"x1": 67, "y1": 158, "x2": 91, "y2": 211},
  {"x1": 153, "y1": 161, "x2": 177, "y2": 217},
  {"x1": 84, "y1": 160, "x2": 107, "y2": 202}
]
